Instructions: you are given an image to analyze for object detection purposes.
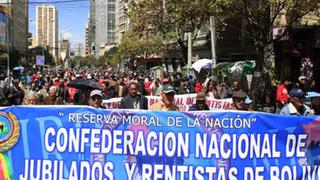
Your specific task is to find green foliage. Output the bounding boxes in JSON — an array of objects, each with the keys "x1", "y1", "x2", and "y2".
[
  {"x1": 225, "y1": 0, "x2": 320, "y2": 98},
  {"x1": 69, "y1": 55, "x2": 96, "y2": 67},
  {"x1": 105, "y1": 46, "x2": 121, "y2": 67},
  {"x1": 227, "y1": 0, "x2": 320, "y2": 48},
  {"x1": 69, "y1": 57, "x2": 78, "y2": 68},
  {"x1": 28, "y1": 46, "x2": 54, "y2": 65},
  {"x1": 125, "y1": 0, "x2": 229, "y2": 63},
  {"x1": 83, "y1": 55, "x2": 96, "y2": 67},
  {"x1": 119, "y1": 30, "x2": 163, "y2": 59}
]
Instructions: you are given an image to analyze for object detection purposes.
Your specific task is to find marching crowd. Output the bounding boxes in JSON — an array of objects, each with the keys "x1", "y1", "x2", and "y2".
[{"x1": 0, "y1": 66, "x2": 319, "y2": 116}]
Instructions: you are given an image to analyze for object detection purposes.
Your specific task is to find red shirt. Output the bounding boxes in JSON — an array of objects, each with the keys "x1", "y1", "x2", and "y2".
[
  {"x1": 32, "y1": 73, "x2": 38, "y2": 81},
  {"x1": 144, "y1": 81, "x2": 152, "y2": 95},
  {"x1": 195, "y1": 82, "x2": 202, "y2": 93},
  {"x1": 276, "y1": 83, "x2": 288, "y2": 104}
]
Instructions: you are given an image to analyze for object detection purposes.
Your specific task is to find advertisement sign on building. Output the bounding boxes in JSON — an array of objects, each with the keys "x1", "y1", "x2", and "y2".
[{"x1": 0, "y1": 12, "x2": 8, "y2": 46}]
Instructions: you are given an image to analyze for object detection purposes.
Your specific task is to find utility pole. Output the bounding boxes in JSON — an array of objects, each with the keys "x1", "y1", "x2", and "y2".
[
  {"x1": 210, "y1": 16, "x2": 216, "y2": 66},
  {"x1": 6, "y1": 1, "x2": 10, "y2": 76},
  {"x1": 187, "y1": 32, "x2": 192, "y2": 70}
]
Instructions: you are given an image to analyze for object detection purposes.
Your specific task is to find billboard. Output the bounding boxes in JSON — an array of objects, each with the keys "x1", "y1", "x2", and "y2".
[{"x1": 36, "y1": 55, "x2": 45, "y2": 66}]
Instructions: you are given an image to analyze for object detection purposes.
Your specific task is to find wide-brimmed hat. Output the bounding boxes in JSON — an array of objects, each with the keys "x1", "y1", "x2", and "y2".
[{"x1": 232, "y1": 90, "x2": 247, "y2": 99}]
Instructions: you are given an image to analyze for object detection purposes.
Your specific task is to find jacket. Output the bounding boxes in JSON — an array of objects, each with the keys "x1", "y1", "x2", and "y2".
[
  {"x1": 120, "y1": 94, "x2": 148, "y2": 110},
  {"x1": 188, "y1": 104, "x2": 210, "y2": 111},
  {"x1": 279, "y1": 103, "x2": 313, "y2": 116}
]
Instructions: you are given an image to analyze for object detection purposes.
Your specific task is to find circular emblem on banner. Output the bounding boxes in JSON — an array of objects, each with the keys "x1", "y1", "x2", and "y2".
[{"x1": 0, "y1": 112, "x2": 20, "y2": 152}]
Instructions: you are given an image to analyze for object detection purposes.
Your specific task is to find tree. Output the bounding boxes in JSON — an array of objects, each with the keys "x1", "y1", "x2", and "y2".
[
  {"x1": 105, "y1": 46, "x2": 121, "y2": 67},
  {"x1": 119, "y1": 29, "x2": 163, "y2": 59},
  {"x1": 226, "y1": 0, "x2": 320, "y2": 98},
  {"x1": 84, "y1": 55, "x2": 96, "y2": 67},
  {"x1": 127, "y1": 0, "x2": 227, "y2": 65},
  {"x1": 28, "y1": 46, "x2": 54, "y2": 66},
  {"x1": 69, "y1": 55, "x2": 96, "y2": 67}
]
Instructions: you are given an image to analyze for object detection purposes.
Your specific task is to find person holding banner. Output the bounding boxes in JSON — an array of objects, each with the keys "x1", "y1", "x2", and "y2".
[
  {"x1": 230, "y1": 90, "x2": 248, "y2": 111},
  {"x1": 120, "y1": 81, "x2": 148, "y2": 110},
  {"x1": 89, "y1": 89, "x2": 104, "y2": 108},
  {"x1": 279, "y1": 88, "x2": 313, "y2": 116},
  {"x1": 149, "y1": 85, "x2": 179, "y2": 111},
  {"x1": 305, "y1": 91, "x2": 320, "y2": 115},
  {"x1": 25, "y1": 93, "x2": 39, "y2": 105},
  {"x1": 189, "y1": 91, "x2": 210, "y2": 111},
  {"x1": 309, "y1": 92, "x2": 320, "y2": 115}
]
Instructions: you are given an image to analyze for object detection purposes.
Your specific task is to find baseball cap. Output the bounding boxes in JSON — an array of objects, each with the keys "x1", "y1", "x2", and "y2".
[
  {"x1": 163, "y1": 78, "x2": 170, "y2": 83},
  {"x1": 232, "y1": 90, "x2": 247, "y2": 99},
  {"x1": 162, "y1": 85, "x2": 175, "y2": 94},
  {"x1": 90, "y1": 89, "x2": 103, "y2": 98},
  {"x1": 289, "y1": 88, "x2": 304, "y2": 97}
]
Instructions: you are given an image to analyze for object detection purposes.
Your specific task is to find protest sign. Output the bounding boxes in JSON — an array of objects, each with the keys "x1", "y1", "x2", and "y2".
[
  {"x1": 36, "y1": 55, "x2": 45, "y2": 66},
  {"x1": 102, "y1": 94, "x2": 233, "y2": 111},
  {"x1": 0, "y1": 106, "x2": 319, "y2": 179}
]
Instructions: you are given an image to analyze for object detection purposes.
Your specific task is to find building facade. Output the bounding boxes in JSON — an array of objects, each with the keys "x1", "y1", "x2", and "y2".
[
  {"x1": 36, "y1": 4, "x2": 58, "y2": 63},
  {"x1": 60, "y1": 39, "x2": 70, "y2": 63},
  {"x1": 74, "y1": 43, "x2": 85, "y2": 57},
  {"x1": 0, "y1": 0, "x2": 28, "y2": 58},
  {"x1": 95, "y1": 0, "x2": 116, "y2": 55},
  {"x1": 85, "y1": 16, "x2": 94, "y2": 56},
  {"x1": 28, "y1": 36, "x2": 37, "y2": 49},
  {"x1": 87, "y1": 0, "x2": 95, "y2": 55},
  {"x1": 116, "y1": 0, "x2": 130, "y2": 44}
]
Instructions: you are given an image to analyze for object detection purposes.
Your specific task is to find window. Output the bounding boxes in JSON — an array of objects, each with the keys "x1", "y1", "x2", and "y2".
[{"x1": 107, "y1": 4, "x2": 115, "y2": 12}]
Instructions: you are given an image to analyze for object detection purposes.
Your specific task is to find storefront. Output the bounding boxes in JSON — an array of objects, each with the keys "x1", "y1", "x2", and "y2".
[{"x1": 274, "y1": 26, "x2": 320, "y2": 91}]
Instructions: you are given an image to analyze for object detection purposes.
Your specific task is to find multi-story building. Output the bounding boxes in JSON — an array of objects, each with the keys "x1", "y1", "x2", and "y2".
[
  {"x1": 0, "y1": 0, "x2": 28, "y2": 60},
  {"x1": 87, "y1": 0, "x2": 95, "y2": 55},
  {"x1": 74, "y1": 43, "x2": 85, "y2": 57},
  {"x1": 95, "y1": 0, "x2": 116, "y2": 55},
  {"x1": 116, "y1": 0, "x2": 130, "y2": 44},
  {"x1": 84, "y1": 18, "x2": 91, "y2": 56},
  {"x1": 60, "y1": 39, "x2": 70, "y2": 62},
  {"x1": 36, "y1": 4, "x2": 58, "y2": 64}
]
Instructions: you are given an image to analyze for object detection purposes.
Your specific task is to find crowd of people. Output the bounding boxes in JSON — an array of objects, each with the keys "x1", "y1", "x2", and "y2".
[{"x1": 0, "y1": 66, "x2": 319, "y2": 116}]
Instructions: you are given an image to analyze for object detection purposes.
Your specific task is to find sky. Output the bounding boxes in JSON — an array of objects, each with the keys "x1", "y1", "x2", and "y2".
[{"x1": 29, "y1": 0, "x2": 90, "y2": 48}]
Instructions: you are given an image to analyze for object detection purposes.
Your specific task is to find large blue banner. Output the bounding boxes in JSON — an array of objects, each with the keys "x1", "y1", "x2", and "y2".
[{"x1": 0, "y1": 106, "x2": 320, "y2": 179}]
